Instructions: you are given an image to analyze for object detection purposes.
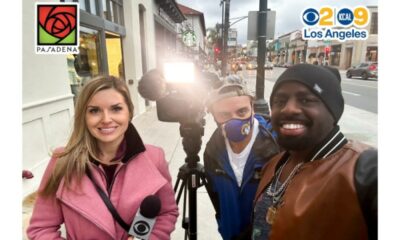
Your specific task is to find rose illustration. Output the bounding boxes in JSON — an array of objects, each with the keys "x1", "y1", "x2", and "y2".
[{"x1": 38, "y1": 5, "x2": 77, "y2": 41}]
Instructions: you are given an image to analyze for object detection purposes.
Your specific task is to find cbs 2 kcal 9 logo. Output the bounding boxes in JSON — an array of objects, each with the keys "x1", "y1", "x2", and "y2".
[{"x1": 302, "y1": 6, "x2": 370, "y2": 28}]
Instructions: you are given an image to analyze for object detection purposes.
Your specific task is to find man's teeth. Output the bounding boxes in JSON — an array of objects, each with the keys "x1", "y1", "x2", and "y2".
[{"x1": 282, "y1": 123, "x2": 305, "y2": 129}]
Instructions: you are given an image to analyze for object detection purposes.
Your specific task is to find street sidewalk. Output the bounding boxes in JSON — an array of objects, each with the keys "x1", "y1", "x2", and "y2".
[
  {"x1": 135, "y1": 108, "x2": 220, "y2": 240},
  {"x1": 22, "y1": 73, "x2": 377, "y2": 239}
]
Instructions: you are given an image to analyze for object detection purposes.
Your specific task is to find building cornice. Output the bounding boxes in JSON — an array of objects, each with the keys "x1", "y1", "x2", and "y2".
[{"x1": 156, "y1": 0, "x2": 186, "y2": 23}]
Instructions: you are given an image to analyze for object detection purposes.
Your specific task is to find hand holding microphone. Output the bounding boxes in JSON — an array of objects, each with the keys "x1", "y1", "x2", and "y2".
[{"x1": 129, "y1": 195, "x2": 162, "y2": 240}]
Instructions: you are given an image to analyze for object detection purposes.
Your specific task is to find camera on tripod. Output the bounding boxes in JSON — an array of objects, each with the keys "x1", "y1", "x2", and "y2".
[{"x1": 138, "y1": 61, "x2": 222, "y2": 239}]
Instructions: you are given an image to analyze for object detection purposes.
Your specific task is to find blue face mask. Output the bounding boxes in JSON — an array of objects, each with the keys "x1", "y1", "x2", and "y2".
[{"x1": 222, "y1": 116, "x2": 253, "y2": 142}]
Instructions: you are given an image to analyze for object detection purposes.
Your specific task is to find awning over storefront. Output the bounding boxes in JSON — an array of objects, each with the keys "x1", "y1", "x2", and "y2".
[{"x1": 154, "y1": 14, "x2": 177, "y2": 33}]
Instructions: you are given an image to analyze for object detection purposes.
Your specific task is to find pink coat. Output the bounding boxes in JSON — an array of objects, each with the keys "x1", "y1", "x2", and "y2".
[{"x1": 27, "y1": 145, "x2": 179, "y2": 240}]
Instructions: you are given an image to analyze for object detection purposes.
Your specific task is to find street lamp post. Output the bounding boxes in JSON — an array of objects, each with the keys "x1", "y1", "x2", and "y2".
[
  {"x1": 220, "y1": 0, "x2": 225, "y2": 66},
  {"x1": 221, "y1": 0, "x2": 230, "y2": 78},
  {"x1": 254, "y1": 0, "x2": 270, "y2": 115}
]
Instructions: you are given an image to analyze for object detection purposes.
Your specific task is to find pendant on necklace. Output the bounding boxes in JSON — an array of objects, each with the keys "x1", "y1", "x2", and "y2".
[{"x1": 266, "y1": 206, "x2": 277, "y2": 225}]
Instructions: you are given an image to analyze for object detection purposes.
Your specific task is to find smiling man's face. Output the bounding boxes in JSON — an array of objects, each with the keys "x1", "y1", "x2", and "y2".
[{"x1": 270, "y1": 81, "x2": 335, "y2": 152}]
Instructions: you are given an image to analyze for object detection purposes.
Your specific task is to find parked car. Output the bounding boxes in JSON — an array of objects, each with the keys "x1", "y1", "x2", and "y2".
[
  {"x1": 346, "y1": 62, "x2": 378, "y2": 80},
  {"x1": 246, "y1": 61, "x2": 257, "y2": 70},
  {"x1": 230, "y1": 62, "x2": 242, "y2": 73},
  {"x1": 265, "y1": 61, "x2": 274, "y2": 70}
]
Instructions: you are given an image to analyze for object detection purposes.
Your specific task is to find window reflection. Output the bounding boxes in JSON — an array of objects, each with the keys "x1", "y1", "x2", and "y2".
[
  {"x1": 89, "y1": 0, "x2": 98, "y2": 15},
  {"x1": 79, "y1": 0, "x2": 86, "y2": 11},
  {"x1": 67, "y1": 28, "x2": 101, "y2": 102}
]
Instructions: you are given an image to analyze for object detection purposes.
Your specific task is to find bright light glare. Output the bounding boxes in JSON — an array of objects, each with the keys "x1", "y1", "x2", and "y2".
[{"x1": 163, "y1": 62, "x2": 195, "y2": 83}]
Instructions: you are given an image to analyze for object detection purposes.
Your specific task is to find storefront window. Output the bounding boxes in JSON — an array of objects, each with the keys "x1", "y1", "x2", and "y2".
[
  {"x1": 106, "y1": 32, "x2": 124, "y2": 79},
  {"x1": 89, "y1": 0, "x2": 99, "y2": 16},
  {"x1": 370, "y1": 12, "x2": 378, "y2": 34},
  {"x1": 67, "y1": 27, "x2": 101, "y2": 101},
  {"x1": 366, "y1": 47, "x2": 378, "y2": 62},
  {"x1": 79, "y1": 0, "x2": 87, "y2": 11},
  {"x1": 102, "y1": 0, "x2": 124, "y2": 25},
  {"x1": 330, "y1": 45, "x2": 341, "y2": 66},
  {"x1": 331, "y1": 52, "x2": 341, "y2": 66},
  {"x1": 102, "y1": 0, "x2": 110, "y2": 19}
]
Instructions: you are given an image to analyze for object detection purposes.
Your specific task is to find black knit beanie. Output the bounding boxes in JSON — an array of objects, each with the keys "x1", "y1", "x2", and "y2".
[{"x1": 270, "y1": 64, "x2": 344, "y2": 124}]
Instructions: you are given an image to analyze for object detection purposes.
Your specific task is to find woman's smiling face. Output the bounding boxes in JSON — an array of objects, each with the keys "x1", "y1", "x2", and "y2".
[{"x1": 85, "y1": 88, "x2": 130, "y2": 148}]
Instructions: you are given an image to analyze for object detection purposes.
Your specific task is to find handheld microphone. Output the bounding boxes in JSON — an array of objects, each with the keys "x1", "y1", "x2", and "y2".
[{"x1": 129, "y1": 195, "x2": 162, "y2": 240}]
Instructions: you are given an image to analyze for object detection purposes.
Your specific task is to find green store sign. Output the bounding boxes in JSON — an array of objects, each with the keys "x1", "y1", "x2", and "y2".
[{"x1": 183, "y1": 30, "x2": 197, "y2": 47}]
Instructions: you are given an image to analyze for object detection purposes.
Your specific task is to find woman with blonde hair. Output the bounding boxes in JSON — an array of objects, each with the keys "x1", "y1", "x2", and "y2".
[{"x1": 27, "y1": 76, "x2": 178, "y2": 240}]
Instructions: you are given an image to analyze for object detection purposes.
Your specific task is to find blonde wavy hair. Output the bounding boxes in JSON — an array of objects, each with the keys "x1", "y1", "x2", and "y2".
[{"x1": 41, "y1": 76, "x2": 134, "y2": 197}]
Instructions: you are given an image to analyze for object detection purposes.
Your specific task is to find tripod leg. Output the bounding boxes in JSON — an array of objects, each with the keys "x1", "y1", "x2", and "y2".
[
  {"x1": 174, "y1": 171, "x2": 190, "y2": 239},
  {"x1": 174, "y1": 177, "x2": 181, "y2": 192},
  {"x1": 174, "y1": 172, "x2": 188, "y2": 205},
  {"x1": 183, "y1": 183, "x2": 189, "y2": 240},
  {"x1": 187, "y1": 172, "x2": 198, "y2": 240},
  {"x1": 174, "y1": 172, "x2": 199, "y2": 240},
  {"x1": 198, "y1": 173, "x2": 220, "y2": 216}
]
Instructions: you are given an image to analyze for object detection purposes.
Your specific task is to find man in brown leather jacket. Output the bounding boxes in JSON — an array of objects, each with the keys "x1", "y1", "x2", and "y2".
[{"x1": 252, "y1": 64, "x2": 377, "y2": 240}]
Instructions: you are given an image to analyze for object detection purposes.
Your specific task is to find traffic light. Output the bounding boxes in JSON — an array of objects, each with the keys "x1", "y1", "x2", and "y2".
[
  {"x1": 213, "y1": 46, "x2": 221, "y2": 62},
  {"x1": 214, "y1": 37, "x2": 223, "y2": 60},
  {"x1": 324, "y1": 46, "x2": 331, "y2": 56},
  {"x1": 214, "y1": 46, "x2": 221, "y2": 54}
]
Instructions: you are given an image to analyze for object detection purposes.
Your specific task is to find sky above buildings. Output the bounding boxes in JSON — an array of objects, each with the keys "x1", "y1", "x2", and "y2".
[{"x1": 176, "y1": 0, "x2": 379, "y2": 45}]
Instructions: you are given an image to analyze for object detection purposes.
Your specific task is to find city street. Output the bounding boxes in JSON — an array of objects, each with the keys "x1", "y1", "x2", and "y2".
[
  {"x1": 341, "y1": 77, "x2": 377, "y2": 113},
  {"x1": 241, "y1": 67, "x2": 378, "y2": 113}
]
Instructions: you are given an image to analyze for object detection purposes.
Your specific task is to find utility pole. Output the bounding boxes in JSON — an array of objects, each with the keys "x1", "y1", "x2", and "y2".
[
  {"x1": 218, "y1": 0, "x2": 225, "y2": 75},
  {"x1": 221, "y1": 0, "x2": 230, "y2": 78},
  {"x1": 254, "y1": 0, "x2": 270, "y2": 115}
]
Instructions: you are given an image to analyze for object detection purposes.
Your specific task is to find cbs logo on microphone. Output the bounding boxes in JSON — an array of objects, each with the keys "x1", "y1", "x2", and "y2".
[{"x1": 132, "y1": 220, "x2": 151, "y2": 236}]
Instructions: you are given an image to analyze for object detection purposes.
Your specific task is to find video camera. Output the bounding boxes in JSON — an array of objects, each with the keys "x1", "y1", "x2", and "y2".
[
  {"x1": 138, "y1": 61, "x2": 221, "y2": 124},
  {"x1": 138, "y1": 61, "x2": 222, "y2": 239}
]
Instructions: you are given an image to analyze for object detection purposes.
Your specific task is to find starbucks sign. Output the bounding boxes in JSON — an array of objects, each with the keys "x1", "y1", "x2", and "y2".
[{"x1": 182, "y1": 30, "x2": 197, "y2": 47}]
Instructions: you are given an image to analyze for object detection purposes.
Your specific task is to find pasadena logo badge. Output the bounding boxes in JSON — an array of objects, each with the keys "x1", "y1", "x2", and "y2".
[{"x1": 35, "y1": 3, "x2": 79, "y2": 54}]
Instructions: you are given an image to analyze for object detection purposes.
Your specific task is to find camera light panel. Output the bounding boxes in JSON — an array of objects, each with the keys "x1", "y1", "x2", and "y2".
[{"x1": 163, "y1": 62, "x2": 195, "y2": 83}]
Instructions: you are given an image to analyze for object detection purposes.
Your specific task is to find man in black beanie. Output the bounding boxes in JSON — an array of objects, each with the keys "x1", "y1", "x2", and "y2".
[{"x1": 252, "y1": 64, "x2": 377, "y2": 240}]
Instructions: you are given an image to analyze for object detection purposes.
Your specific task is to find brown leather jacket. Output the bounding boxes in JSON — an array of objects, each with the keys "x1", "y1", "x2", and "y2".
[{"x1": 255, "y1": 140, "x2": 376, "y2": 240}]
